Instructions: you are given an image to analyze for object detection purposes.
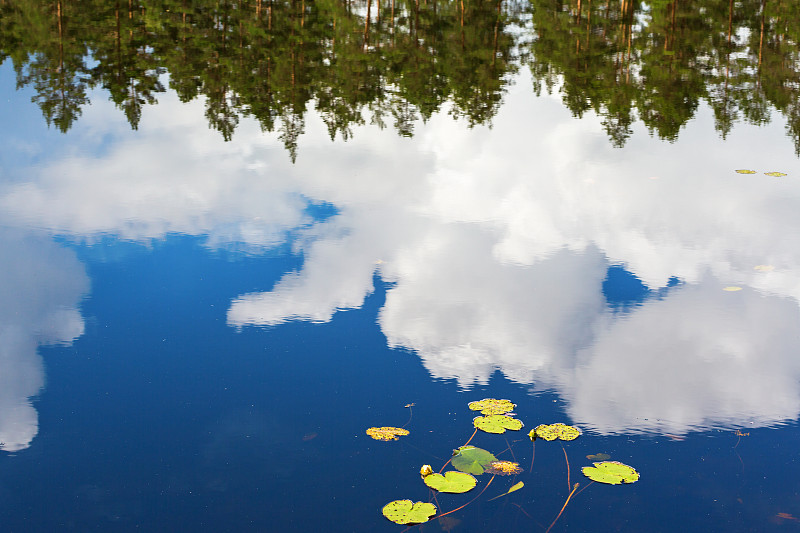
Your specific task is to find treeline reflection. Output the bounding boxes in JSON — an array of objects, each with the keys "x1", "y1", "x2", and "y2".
[{"x1": 1, "y1": 0, "x2": 798, "y2": 156}]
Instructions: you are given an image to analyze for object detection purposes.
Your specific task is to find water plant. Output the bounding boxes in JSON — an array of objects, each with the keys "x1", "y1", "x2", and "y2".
[
  {"x1": 451, "y1": 446, "x2": 497, "y2": 475},
  {"x1": 372, "y1": 398, "x2": 639, "y2": 529},
  {"x1": 382, "y1": 500, "x2": 436, "y2": 525},
  {"x1": 366, "y1": 426, "x2": 410, "y2": 441},
  {"x1": 582, "y1": 461, "x2": 640, "y2": 485}
]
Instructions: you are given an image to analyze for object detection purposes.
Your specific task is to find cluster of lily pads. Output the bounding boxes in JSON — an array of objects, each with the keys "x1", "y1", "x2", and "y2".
[
  {"x1": 366, "y1": 398, "x2": 640, "y2": 527},
  {"x1": 735, "y1": 169, "x2": 788, "y2": 177}
]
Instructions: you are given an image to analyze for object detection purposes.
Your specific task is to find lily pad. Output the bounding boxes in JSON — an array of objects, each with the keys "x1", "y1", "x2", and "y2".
[
  {"x1": 423, "y1": 471, "x2": 478, "y2": 493},
  {"x1": 473, "y1": 415, "x2": 524, "y2": 434},
  {"x1": 366, "y1": 427, "x2": 409, "y2": 441},
  {"x1": 468, "y1": 398, "x2": 516, "y2": 415},
  {"x1": 485, "y1": 460, "x2": 523, "y2": 476},
  {"x1": 765, "y1": 172, "x2": 787, "y2": 177},
  {"x1": 451, "y1": 446, "x2": 497, "y2": 475},
  {"x1": 531, "y1": 423, "x2": 581, "y2": 441},
  {"x1": 586, "y1": 453, "x2": 611, "y2": 461},
  {"x1": 735, "y1": 169, "x2": 757, "y2": 174},
  {"x1": 582, "y1": 461, "x2": 640, "y2": 485},
  {"x1": 382, "y1": 500, "x2": 437, "y2": 524}
]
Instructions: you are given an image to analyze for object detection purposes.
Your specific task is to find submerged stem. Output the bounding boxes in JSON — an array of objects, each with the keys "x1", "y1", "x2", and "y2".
[
  {"x1": 544, "y1": 482, "x2": 579, "y2": 533},
  {"x1": 434, "y1": 474, "x2": 496, "y2": 521}
]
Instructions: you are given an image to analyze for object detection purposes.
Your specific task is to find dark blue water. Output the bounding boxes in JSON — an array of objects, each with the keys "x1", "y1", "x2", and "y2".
[{"x1": 3, "y1": 10, "x2": 800, "y2": 530}]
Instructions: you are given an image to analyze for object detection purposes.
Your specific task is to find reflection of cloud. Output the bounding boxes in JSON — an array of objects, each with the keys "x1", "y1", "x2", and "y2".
[
  {"x1": 4, "y1": 71, "x2": 800, "y2": 435},
  {"x1": 0, "y1": 230, "x2": 88, "y2": 451},
  {"x1": 379, "y1": 234, "x2": 607, "y2": 388},
  {"x1": 568, "y1": 282, "x2": 800, "y2": 434}
]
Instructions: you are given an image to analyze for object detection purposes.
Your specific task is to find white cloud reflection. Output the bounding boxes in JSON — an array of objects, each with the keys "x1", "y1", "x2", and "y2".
[
  {"x1": 3, "y1": 69, "x2": 800, "y2": 436},
  {"x1": 0, "y1": 230, "x2": 88, "y2": 451}
]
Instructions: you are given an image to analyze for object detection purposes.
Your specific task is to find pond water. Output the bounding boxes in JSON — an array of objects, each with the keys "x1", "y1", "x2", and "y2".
[{"x1": 1, "y1": 0, "x2": 800, "y2": 531}]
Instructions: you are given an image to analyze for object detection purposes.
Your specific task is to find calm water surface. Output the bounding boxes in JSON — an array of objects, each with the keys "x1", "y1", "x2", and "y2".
[{"x1": 2, "y1": 1, "x2": 800, "y2": 531}]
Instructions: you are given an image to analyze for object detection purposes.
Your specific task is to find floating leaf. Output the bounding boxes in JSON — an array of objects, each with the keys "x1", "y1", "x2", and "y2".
[
  {"x1": 586, "y1": 453, "x2": 611, "y2": 461},
  {"x1": 508, "y1": 481, "x2": 524, "y2": 493},
  {"x1": 488, "y1": 481, "x2": 524, "y2": 501},
  {"x1": 474, "y1": 415, "x2": 524, "y2": 434},
  {"x1": 420, "y1": 464, "x2": 434, "y2": 477},
  {"x1": 451, "y1": 446, "x2": 497, "y2": 475},
  {"x1": 735, "y1": 169, "x2": 757, "y2": 174},
  {"x1": 765, "y1": 172, "x2": 787, "y2": 177},
  {"x1": 582, "y1": 461, "x2": 640, "y2": 485},
  {"x1": 531, "y1": 423, "x2": 581, "y2": 441},
  {"x1": 485, "y1": 460, "x2": 523, "y2": 476},
  {"x1": 381, "y1": 500, "x2": 437, "y2": 525},
  {"x1": 366, "y1": 427, "x2": 409, "y2": 441},
  {"x1": 468, "y1": 398, "x2": 516, "y2": 415},
  {"x1": 723, "y1": 286, "x2": 742, "y2": 292},
  {"x1": 423, "y1": 471, "x2": 477, "y2": 493}
]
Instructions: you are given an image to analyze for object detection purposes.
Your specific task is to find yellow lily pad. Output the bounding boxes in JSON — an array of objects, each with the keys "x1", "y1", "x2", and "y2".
[
  {"x1": 382, "y1": 500, "x2": 437, "y2": 524},
  {"x1": 423, "y1": 471, "x2": 477, "y2": 493},
  {"x1": 765, "y1": 172, "x2": 787, "y2": 177},
  {"x1": 366, "y1": 427, "x2": 409, "y2": 441},
  {"x1": 474, "y1": 415, "x2": 524, "y2": 434},
  {"x1": 484, "y1": 460, "x2": 523, "y2": 476},
  {"x1": 530, "y1": 423, "x2": 581, "y2": 441},
  {"x1": 735, "y1": 169, "x2": 757, "y2": 174},
  {"x1": 582, "y1": 461, "x2": 640, "y2": 484},
  {"x1": 468, "y1": 398, "x2": 516, "y2": 415}
]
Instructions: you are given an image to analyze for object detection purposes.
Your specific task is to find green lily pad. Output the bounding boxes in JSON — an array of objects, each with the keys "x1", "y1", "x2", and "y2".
[
  {"x1": 468, "y1": 398, "x2": 516, "y2": 415},
  {"x1": 381, "y1": 500, "x2": 437, "y2": 524},
  {"x1": 473, "y1": 415, "x2": 523, "y2": 434},
  {"x1": 423, "y1": 471, "x2": 478, "y2": 493},
  {"x1": 582, "y1": 461, "x2": 640, "y2": 485},
  {"x1": 530, "y1": 423, "x2": 581, "y2": 441},
  {"x1": 451, "y1": 445, "x2": 497, "y2": 475}
]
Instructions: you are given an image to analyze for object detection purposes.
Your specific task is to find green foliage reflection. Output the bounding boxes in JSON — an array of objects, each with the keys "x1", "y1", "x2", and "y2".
[{"x1": 1, "y1": 0, "x2": 799, "y2": 156}]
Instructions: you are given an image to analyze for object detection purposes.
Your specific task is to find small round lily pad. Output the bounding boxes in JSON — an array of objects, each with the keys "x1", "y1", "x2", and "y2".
[
  {"x1": 382, "y1": 500, "x2": 437, "y2": 524},
  {"x1": 474, "y1": 415, "x2": 523, "y2": 434},
  {"x1": 468, "y1": 398, "x2": 516, "y2": 415},
  {"x1": 531, "y1": 423, "x2": 581, "y2": 441},
  {"x1": 451, "y1": 446, "x2": 497, "y2": 475},
  {"x1": 423, "y1": 471, "x2": 478, "y2": 493},
  {"x1": 582, "y1": 461, "x2": 640, "y2": 484},
  {"x1": 366, "y1": 427, "x2": 409, "y2": 441}
]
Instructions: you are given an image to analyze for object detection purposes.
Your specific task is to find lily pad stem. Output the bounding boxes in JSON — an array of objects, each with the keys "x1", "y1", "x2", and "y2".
[
  {"x1": 544, "y1": 482, "x2": 579, "y2": 533},
  {"x1": 434, "y1": 474, "x2": 495, "y2": 521},
  {"x1": 441, "y1": 428, "x2": 479, "y2": 473}
]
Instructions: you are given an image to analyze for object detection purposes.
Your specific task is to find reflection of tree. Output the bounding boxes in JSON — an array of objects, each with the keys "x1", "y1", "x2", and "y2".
[
  {"x1": 2, "y1": 0, "x2": 799, "y2": 154},
  {"x1": 2, "y1": 0, "x2": 92, "y2": 131},
  {"x1": 1, "y1": 0, "x2": 519, "y2": 157},
  {"x1": 527, "y1": 0, "x2": 800, "y2": 153}
]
